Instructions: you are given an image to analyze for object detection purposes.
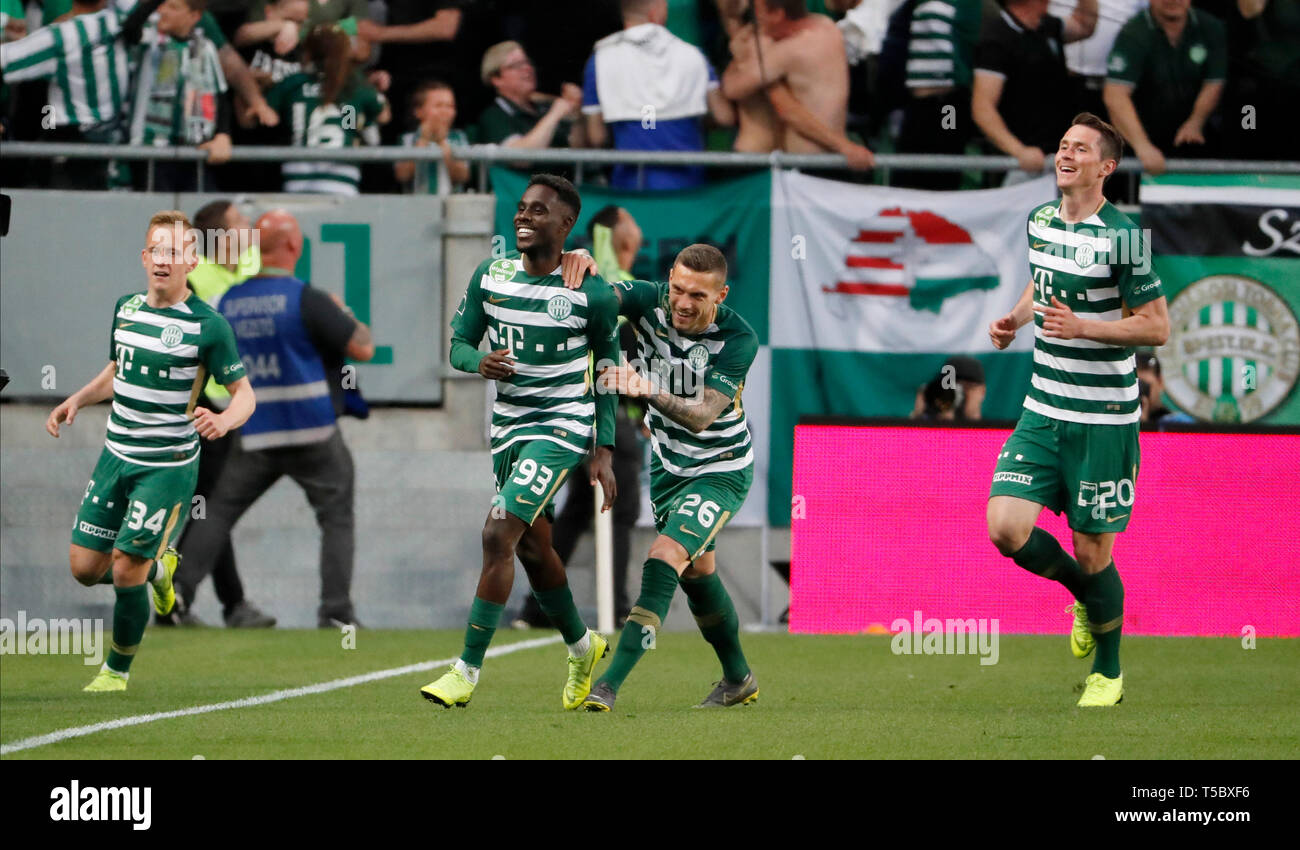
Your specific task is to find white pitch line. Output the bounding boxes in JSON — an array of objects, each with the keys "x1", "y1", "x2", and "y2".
[{"x1": 0, "y1": 634, "x2": 563, "y2": 756}]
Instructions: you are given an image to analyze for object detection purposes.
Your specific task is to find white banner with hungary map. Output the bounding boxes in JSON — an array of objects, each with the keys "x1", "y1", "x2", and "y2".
[
  {"x1": 766, "y1": 170, "x2": 1058, "y2": 522},
  {"x1": 1142, "y1": 175, "x2": 1300, "y2": 424}
]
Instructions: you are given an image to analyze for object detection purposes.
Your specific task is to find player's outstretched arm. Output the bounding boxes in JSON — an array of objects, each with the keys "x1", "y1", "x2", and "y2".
[
  {"x1": 46, "y1": 361, "x2": 116, "y2": 438},
  {"x1": 194, "y1": 376, "x2": 256, "y2": 440}
]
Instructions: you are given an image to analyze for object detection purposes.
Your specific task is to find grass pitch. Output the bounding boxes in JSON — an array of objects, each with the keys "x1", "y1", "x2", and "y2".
[{"x1": 2, "y1": 629, "x2": 1296, "y2": 759}]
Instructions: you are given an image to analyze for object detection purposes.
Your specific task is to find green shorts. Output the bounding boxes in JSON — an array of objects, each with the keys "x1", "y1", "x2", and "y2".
[
  {"x1": 492, "y1": 439, "x2": 587, "y2": 525},
  {"x1": 989, "y1": 409, "x2": 1141, "y2": 534},
  {"x1": 71, "y1": 448, "x2": 197, "y2": 559},
  {"x1": 651, "y1": 461, "x2": 752, "y2": 562}
]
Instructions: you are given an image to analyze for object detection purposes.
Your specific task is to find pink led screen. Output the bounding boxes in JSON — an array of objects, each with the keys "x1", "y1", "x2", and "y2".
[{"x1": 790, "y1": 424, "x2": 1300, "y2": 636}]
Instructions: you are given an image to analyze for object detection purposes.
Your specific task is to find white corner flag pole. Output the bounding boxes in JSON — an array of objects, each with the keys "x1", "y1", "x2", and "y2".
[{"x1": 594, "y1": 481, "x2": 615, "y2": 634}]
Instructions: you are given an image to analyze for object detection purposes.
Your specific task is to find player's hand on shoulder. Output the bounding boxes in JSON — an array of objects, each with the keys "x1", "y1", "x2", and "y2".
[
  {"x1": 560, "y1": 250, "x2": 598, "y2": 290},
  {"x1": 193, "y1": 407, "x2": 229, "y2": 440},
  {"x1": 46, "y1": 399, "x2": 78, "y2": 438},
  {"x1": 479, "y1": 348, "x2": 516, "y2": 380}
]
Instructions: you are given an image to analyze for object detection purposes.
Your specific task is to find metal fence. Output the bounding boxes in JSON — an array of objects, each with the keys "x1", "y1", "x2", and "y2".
[{"x1": 4, "y1": 141, "x2": 1298, "y2": 193}]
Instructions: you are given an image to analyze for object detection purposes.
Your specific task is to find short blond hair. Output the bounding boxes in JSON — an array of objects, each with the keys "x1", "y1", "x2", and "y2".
[
  {"x1": 146, "y1": 210, "x2": 193, "y2": 240},
  {"x1": 481, "y1": 40, "x2": 524, "y2": 86}
]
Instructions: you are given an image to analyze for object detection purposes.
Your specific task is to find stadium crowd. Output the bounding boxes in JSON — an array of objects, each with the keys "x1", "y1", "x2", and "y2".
[{"x1": 0, "y1": 0, "x2": 1294, "y2": 194}]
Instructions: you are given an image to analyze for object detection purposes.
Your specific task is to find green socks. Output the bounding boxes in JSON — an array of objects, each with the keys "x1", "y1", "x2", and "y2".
[
  {"x1": 531, "y1": 583, "x2": 587, "y2": 645},
  {"x1": 599, "y1": 558, "x2": 679, "y2": 693},
  {"x1": 679, "y1": 572, "x2": 750, "y2": 684},
  {"x1": 105, "y1": 584, "x2": 150, "y2": 674},
  {"x1": 1011, "y1": 528, "x2": 1087, "y2": 601},
  {"x1": 459, "y1": 597, "x2": 505, "y2": 668},
  {"x1": 1083, "y1": 562, "x2": 1124, "y2": 678}
]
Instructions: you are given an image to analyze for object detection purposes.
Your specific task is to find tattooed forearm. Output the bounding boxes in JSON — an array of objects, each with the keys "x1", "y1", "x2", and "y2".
[{"x1": 646, "y1": 386, "x2": 731, "y2": 433}]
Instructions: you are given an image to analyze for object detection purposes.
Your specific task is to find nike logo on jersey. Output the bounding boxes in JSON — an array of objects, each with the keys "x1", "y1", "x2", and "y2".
[
  {"x1": 487, "y1": 295, "x2": 509, "y2": 304},
  {"x1": 1106, "y1": 514, "x2": 1129, "y2": 523},
  {"x1": 655, "y1": 329, "x2": 668, "y2": 338},
  {"x1": 678, "y1": 525, "x2": 700, "y2": 538},
  {"x1": 119, "y1": 322, "x2": 135, "y2": 329},
  {"x1": 516, "y1": 496, "x2": 536, "y2": 505},
  {"x1": 1032, "y1": 241, "x2": 1049, "y2": 250}
]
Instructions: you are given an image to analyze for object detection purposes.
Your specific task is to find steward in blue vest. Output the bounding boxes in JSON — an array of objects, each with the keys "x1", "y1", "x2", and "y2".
[{"x1": 182, "y1": 210, "x2": 375, "y2": 627}]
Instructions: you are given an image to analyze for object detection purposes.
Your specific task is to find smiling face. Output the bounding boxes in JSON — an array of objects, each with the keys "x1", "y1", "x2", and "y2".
[
  {"x1": 667, "y1": 262, "x2": 728, "y2": 335},
  {"x1": 141, "y1": 222, "x2": 199, "y2": 301},
  {"x1": 1056, "y1": 124, "x2": 1114, "y2": 193},
  {"x1": 514, "y1": 184, "x2": 574, "y2": 257},
  {"x1": 492, "y1": 48, "x2": 536, "y2": 101},
  {"x1": 415, "y1": 86, "x2": 457, "y2": 127}
]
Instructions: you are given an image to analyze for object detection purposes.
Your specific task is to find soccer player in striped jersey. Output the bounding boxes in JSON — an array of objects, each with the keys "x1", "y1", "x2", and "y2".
[
  {"x1": 560, "y1": 243, "x2": 760, "y2": 712},
  {"x1": 420, "y1": 174, "x2": 622, "y2": 710},
  {"x1": 45, "y1": 210, "x2": 255, "y2": 692},
  {"x1": 987, "y1": 113, "x2": 1169, "y2": 707}
]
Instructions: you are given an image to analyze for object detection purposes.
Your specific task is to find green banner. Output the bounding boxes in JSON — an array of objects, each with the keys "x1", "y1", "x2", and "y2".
[
  {"x1": 1143, "y1": 175, "x2": 1300, "y2": 424},
  {"x1": 489, "y1": 167, "x2": 772, "y2": 342}
]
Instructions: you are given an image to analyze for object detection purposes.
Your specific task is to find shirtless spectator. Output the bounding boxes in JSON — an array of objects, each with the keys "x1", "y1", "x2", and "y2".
[{"x1": 718, "y1": 0, "x2": 874, "y2": 169}]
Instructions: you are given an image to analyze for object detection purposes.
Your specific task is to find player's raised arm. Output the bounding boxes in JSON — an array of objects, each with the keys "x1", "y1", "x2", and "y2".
[
  {"x1": 46, "y1": 361, "x2": 116, "y2": 438},
  {"x1": 588, "y1": 284, "x2": 621, "y2": 511}
]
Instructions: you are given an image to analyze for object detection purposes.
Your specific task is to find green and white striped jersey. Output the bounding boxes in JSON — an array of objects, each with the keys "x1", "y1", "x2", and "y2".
[
  {"x1": 107, "y1": 292, "x2": 246, "y2": 466},
  {"x1": 266, "y1": 71, "x2": 386, "y2": 195},
  {"x1": 451, "y1": 255, "x2": 621, "y2": 456},
  {"x1": 1025, "y1": 200, "x2": 1164, "y2": 425},
  {"x1": 0, "y1": 5, "x2": 131, "y2": 127},
  {"x1": 905, "y1": 0, "x2": 982, "y2": 90},
  {"x1": 615, "y1": 279, "x2": 757, "y2": 478}
]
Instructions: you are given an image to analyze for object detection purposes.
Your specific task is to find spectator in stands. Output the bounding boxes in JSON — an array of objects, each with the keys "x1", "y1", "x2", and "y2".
[
  {"x1": 719, "y1": 0, "x2": 875, "y2": 169},
  {"x1": 476, "y1": 40, "x2": 586, "y2": 150},
  {"x1": 265, "y1": 24, "x2": 389, "y2": 195},
  {"x1": 973, "y1": 0, "x2": 1098, "y2": 184},
  {"x1": 357, "y1": 1, "x2": 463, "y2": 148},
  {"x1": 1230, "y1": 0, "x2": 1298, "y2": 161},
  {"x1": 1048, "y1": 0, "x2": 1145, "y2": 119},
  {"x1": 0, "y1": 0, "x2": 164, "y2": 187},
  {"x1": 1135, "y1": 350, "x2": 1172, "y2": 421},
  {"x1": 1103, "y1": 0, "x2": 1226, "y2": 175},
  {"x1": 127, "y1": 0, "x2": 233, "y2": 192},
  {"x1": 233, "y1": 0, "x2": 310, "y2": 89},
  {"x1": 894, "y1": 0, "x2": 984, "y2": 190},
  {"x1": 910, "y1": 355, "x2": 986, "y2": 420},
  {"x1": 180, "y1": 209, "x2": 375, "y2": 629},
  {"x1": 238, "y1": 0, "x2": 369, "y2": 63},
  {"x1": 166, "y1": 199, "x2": 276, "y2": 629},
  {"x1": 581, "y1": 0, "x2": 735, "y2": 191},
  {"x1": 394, "y1": 79, "x2": 469, "y2": 195}
]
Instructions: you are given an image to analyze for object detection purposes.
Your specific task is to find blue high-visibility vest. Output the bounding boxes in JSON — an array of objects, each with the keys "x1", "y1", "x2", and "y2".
[{"x1": 217, "y1": 274, "x2": 336, "y2": 450}]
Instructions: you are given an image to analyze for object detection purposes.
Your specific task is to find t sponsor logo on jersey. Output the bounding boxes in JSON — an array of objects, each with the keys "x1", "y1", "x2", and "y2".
[
  {"x1": 160, "y1": 324, "x2": 184, "y2": 348},
  {"x1": 546, "y1": 294, "x2": 573, "y2": 322},
  {"x1": 686, "y1": 344, "x2": 709, "y2": 371},
  {"x1": 1161, "y1": 275, "x2": 1300, "y2": 422},
  {"x1": 489, "y1": 259, "x2": 515, "y2": 282}
]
